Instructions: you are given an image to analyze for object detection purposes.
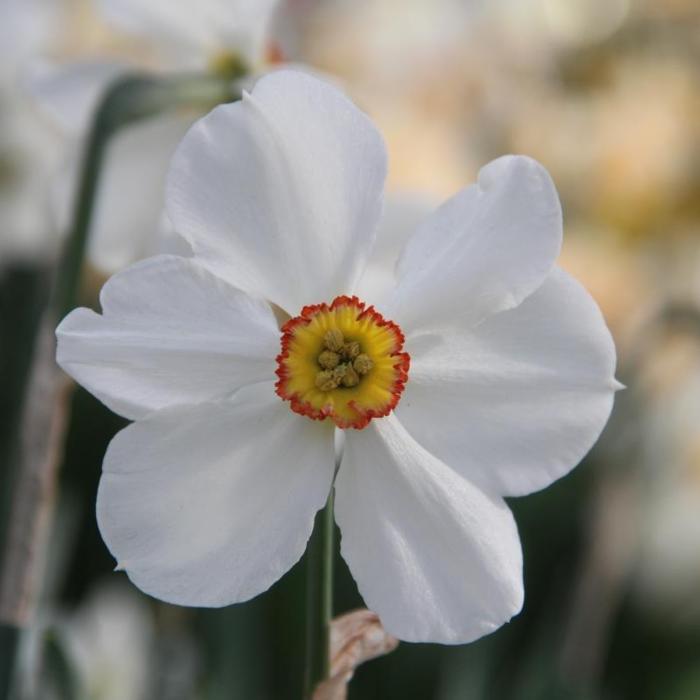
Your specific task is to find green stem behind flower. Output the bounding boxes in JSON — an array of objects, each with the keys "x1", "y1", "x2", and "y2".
[
  {"x1": 304, "y1": 490, "x2": 335, "y2": 699},
  {"x1": 0, "y1": 72, "x2": 241, "y2": 700},
  {"x1": 53, "y1": 72, "x2": 240, "y2": 319}
]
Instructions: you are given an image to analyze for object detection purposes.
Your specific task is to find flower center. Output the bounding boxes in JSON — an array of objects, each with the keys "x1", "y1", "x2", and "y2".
[
  {"x1": 275, "y1": 296, "x2": 410, "y2": 429},
  {"x1": 208, "y1": 50, "x2": 249, "y2": 80}
]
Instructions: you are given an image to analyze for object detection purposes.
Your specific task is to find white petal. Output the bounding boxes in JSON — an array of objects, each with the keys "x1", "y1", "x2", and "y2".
[
  {"x1": 96, "y1": 0, "x2": 209, "y2": 65},
  {"x1": 335, "y1": 414, "x2": 523, "y2": 644},
  {"x1": 89, "y1": 112, "x2": 194, "y2": 272},
  {"x1": 397, "y1": 267, "x2": 618, "y2": 497},
  {"x1": 97, "y1": 383, "x2": 335, "y2": 606},
  {"x1": 49, "y1": 113, "x2": 194, "y2": 273},
  {"x1": 268, "y1": 0, "x2": 327, "y2": 63},
  {"x1": 154, "y1": 212, "x2": 193, "y2": 258},
  {"x1": 354, "y1": 192, "x2": 435, "y2": 308},
  {"x1": 56, "y1": 256, "x2": 279, "y2": 420},
  {"x1": 208, "y1": 0, "x2": 283, "y2": 64},
  {"x1": 386, "y1": 156, "x2": 562, "y2": 333},
  {"x1": 98, "y1": 0, "x2": 284, "y2": 67},
  {"x1": 167, "y1": 69, "x2": 387, "y2": 313},
  {"x1": 27, "y1": 59, "x2": 129, "y2": 135},
  {"x1": 0, "y1": 0, "x2": 61, "y2": 68}
]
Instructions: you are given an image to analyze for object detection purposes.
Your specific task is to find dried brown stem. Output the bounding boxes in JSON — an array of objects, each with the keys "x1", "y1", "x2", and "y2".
[
  {"x1": 559, "y1": 473, "x2": 639, "y2": 686},
  {"x1": 312, "y1": 609, "x2": 399, "y2": 700},
  {"x1": 0, "y1": 316, "x2": 72, "y2": 627}
]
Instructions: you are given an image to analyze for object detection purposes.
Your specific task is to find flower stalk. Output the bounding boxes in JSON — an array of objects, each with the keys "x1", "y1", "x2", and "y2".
[
  {"x1": 0, "y1": 625, "x2": 19, "y2": 700},
  {"x1": 304, "y1": 489, "x2": 335, "y2": 699}
]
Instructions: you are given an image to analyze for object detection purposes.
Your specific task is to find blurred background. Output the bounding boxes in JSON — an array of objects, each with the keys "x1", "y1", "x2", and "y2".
[{"x1": 1, "y1": 0, "x2": 700, "y2": 698}]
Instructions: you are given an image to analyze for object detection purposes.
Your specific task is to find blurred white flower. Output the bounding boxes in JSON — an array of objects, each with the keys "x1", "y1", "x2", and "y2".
[
  {"x1": 48, "y1": 109, "x2": 196, "y2": 273},
  {"x1": 94, "y1": 0, "x2": 282, "y2": 72},
  {"x1": 60, "y1": 582, "x2": 154, "y2": 700},
  {"x1": 0, "y1": 0, "x2": 65, "y2": 262},
  {"x1": 16, "y1": 582, "x2": 153, "y2": 700},
  {"x1": 29, "y1": 0, "x2": 309, "y2": 273},
  {"x1": 636, "y1": 365, "x2": 700, "y2": 625},
  {"x1": 56, "y1": 70, "x2": 618, "y2": 644}
]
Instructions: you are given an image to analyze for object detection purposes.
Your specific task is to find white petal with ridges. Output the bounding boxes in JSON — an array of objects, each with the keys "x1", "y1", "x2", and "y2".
[
  {"x1": 97, "y1": 382, "x2": 335, "y2": 606},
  {"x1": 336, "y1": 414, "x2": 523, "y2": 644},
  {"x1": 167, "y1": 69, "x2": 387, "y2": 314},
  {"x1": 56, "y1": 256, "x2": 279, "y2": 420},
  {"x1": 386, "y1": 156, "x2": 562, "y2": 333},
  {"x1": 397, "y1": 267, "x2": 618, "y2": 497}
]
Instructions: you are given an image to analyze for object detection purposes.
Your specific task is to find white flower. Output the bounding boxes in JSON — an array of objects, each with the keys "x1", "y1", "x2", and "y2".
[
  {"x1": 59, "y1": 582, "x2": 154, "y2": 700},
  {"x1": 95, "y1": 0, "x2": 284, "y2": 72},
  {"x1": 29, "y1": 0, "x2": 296, "y2": 272},
  {"x1": 16, "y1": 581, "x2": 154, "y2": 700},
  {"x1": 48, "y1": 110, "x2": 196, "y2": 272},
  {"x1": 635, "y1": 368, "x2": 700, "y2": 624},
  {"x1": 56, "y1": 69, "x2": 619, "y2": 644},
  {"x1": 0, "y1": 0, "x2": 64, "y2": 262}
]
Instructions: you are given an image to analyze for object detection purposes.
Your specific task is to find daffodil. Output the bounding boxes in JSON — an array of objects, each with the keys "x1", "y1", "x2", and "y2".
[
  {"x1": 56, "y1": 70, "x2": 619, "y2": 644},
  {"x1": 30, "y1": 0, "x2": 301, "y2": 272},
  {"x1": 60, "y1": 582, "x2": 155, "y2": 700}
]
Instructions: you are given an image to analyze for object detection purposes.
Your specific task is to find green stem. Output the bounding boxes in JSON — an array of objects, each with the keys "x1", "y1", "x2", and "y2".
[
  {"x1": 0, "y1": 71, "x2": 241, "y2": 700},
  {"x1": 53, "y1": 72, "x2": 240, "y2": 320},
  {"x1": 0, "y1": 625, "x2": 19, "y2": 699},
  {"x1": 43, "y1": 629, "x2": 79, "y2": 700},
  {"x1": 304, "y1": 490, "x2": 335, "y2": 699}
]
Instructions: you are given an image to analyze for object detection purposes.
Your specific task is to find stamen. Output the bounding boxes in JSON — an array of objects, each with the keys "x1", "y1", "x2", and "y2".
[
  {"x1": 324, "y1": 328, "x2": 345, "y2": 352},
  {"x1": 275, "y1": 296, "x2": 410, "y2": 429},
  {"x1": 332, "y1": 365, "x2": 349, "y2": 384},
  {"x1": 208, "y1": 50, "x2": 248, "y2": 80},
  {"x1": 353, "y1": 353, "x2": 374, "y2": 375},
  {"x1": 314, "y1": 340, "x2": 368, "y2": 391},
  {"x1": 315, "y1": 370, "x2": 339, "y2": 392},
  {"x1": 342, "y1": 341, "x2": 361, "y2": 361},
  {"x1": 341, "y1": 365, "x2": 360, "y2": 388},
  {"x1": 318, "y1": 350, "x2": 340, "y2": 370}
]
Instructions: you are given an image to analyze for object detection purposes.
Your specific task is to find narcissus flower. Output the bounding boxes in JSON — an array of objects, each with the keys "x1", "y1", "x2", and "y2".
[
  {"x1": 30, "y1": 0, "x2": 308, "y2": 272},
  {"x1": 56, "y1": 70, "x2": 619, "y2": 644}
]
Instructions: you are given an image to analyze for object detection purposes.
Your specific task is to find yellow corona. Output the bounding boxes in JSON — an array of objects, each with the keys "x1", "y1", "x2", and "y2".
[{"x1": 275, "y1": 296, "x2": 410, "y2": 429}]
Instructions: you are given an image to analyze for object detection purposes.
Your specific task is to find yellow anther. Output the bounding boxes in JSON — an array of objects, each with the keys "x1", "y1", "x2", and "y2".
[
  {"x1": 314, "y1": 330, "x2": 373, "y2": 391},
  {"x1": 318, "y1": 350, "x2": 340, "y2": 370},
  {"x1": 353, "y1": 353, "x2": 374, "y2": 375},
  {"x1": 208, "y1": 51, "x2": 248, "y2": 80},
  {"x1": 315, "y1": 370, "x2": 340, "y2": 392},
  {"x1": 342, "y1": 341, "x2": 361, "y2": 361},
  {"x1": 340, "y1": 365, "x2": 360, "y2": 387},
  {"x1": 331, "y1": 364, "x2": 349, "y2": 382},
  {"x1": 324, "y1": 328, "x2": 345, "y2": 352}
]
